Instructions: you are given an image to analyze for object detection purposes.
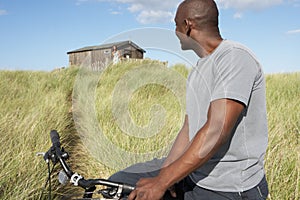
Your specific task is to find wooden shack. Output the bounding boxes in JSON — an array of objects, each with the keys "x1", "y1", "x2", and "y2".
[{"x1": 67, "y1": 40, "x2": 146, "y2": 70}]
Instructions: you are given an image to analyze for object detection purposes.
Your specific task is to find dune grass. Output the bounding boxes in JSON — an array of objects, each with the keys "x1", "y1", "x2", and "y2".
[
  {"x1": 0, "y1": 62, "x2": 298, "y2": 199},
  {"x1": 264, "y1": 73, "x2": 300, "y2": 200}
]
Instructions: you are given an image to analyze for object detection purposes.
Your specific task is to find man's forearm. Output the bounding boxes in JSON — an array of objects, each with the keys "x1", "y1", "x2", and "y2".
[
  {"x1": 158, "y1": 99, "x2": 245, "y2": 189},
  {"x1": 158, "y1": 122, "x2": 219, "y2": 189},
  {"x1": 162, "y1": 115, "x2": 190, "y2": 168}
]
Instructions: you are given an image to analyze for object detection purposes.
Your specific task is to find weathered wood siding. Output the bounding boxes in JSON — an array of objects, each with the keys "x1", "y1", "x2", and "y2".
[
  {"x1": 91, "y1": 49, "x2": 111, "y2": 70},
  {"x1": 69, "y1": 51, "x2": 91, "y2": 66},
  {"x1": 68, "y1": 42, "x2": 144, "y2": 70}
]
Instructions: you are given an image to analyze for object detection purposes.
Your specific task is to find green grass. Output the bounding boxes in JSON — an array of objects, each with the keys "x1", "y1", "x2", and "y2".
[
  {"x1": 265, "y1": 73, "x2": 300, "y2": 200},
  {"x1": 0, "y1": 62, "x2": 298, "y2": 199}
]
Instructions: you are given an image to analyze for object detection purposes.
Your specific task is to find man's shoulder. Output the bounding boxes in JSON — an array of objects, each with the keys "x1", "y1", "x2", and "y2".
[
  {"x1": 216, "y1": 40, "x2": 251, "y2": 54},
  {"x1": 220, "y1": 40, "x2": 257, "y2": 57},
  {"x1": 213, "y1": 40, "x2": 259, "y2": 64}
]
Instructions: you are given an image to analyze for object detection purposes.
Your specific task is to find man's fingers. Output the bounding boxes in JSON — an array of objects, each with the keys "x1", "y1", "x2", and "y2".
[
  {"x1": 128, "y1": 189, "x2": 137, "y2": 200},
  {"x1": 136, "y1": 178, "x2": 148, "y2": 186},
  {"x1": 128, "y1": 189, "x2": 147, "y2": 200},
  {"x1": 169, "y1": 189, "x2": 177, "y2": 198},
  {"x1": 168, "y1": 185, "x2": 177, "y2": 198}
]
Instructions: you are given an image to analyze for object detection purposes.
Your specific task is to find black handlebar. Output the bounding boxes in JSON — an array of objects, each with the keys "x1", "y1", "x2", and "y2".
[
  {"x1": 49, "y1": 130, "x2": 65, "y2": 164},
  {"x1": 44, "y1": 130, "x2": 134, "y2": 199},
  {"x1": 50, "y1": 130, "x2": 61, "y2": 154}
]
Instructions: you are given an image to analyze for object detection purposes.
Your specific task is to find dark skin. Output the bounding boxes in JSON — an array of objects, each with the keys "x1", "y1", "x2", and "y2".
[{"x1": 128, "y1": 2, "x2": 245, "y2": 200}]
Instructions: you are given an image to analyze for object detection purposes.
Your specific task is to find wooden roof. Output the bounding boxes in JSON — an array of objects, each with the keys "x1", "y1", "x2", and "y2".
[{"x1": 67, "y1": 40, "x2": 146, "y2": 54}]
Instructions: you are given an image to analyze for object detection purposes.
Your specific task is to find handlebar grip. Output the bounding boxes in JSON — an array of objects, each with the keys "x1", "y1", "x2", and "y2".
[
  {"x1": 50, "y1": 130, "x2": 61, "y2": 148},
  {"x1": 50, "y1": 130, "x2": 63, "y2": 158}
]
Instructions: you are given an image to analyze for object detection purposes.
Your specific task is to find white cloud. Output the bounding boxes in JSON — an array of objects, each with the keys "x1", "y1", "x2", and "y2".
[
  {"x1": 0, "y1": 9, "x2": 8, "y2": 16},
  {"x1": 115, "y1": 0, "x2": 181, "y2": 24},
  {"x1": 137, "y1": 10, "x2": 174, "y2": 24},
  {"x1": 127, "y1": 4, "x2": 143, "y2": 13},
  {"x1": 77, "y1": 0, "x2": 296, "y2": 23},
  {"x1": 215, "y1": 0, "x2": 285, "y2": 20},
  {"x1": 287, "y1": 0, "x2": 300, "y2": 7},
  {"x1": 233, "y1": 12, "x2": 243, "y2": 19},
  {"x1": 286, "y1": 29, "x2": 300, "y2": 34},
  {"x1": 76, "y1": 0, "x2": 89, "y2": 6},
  {"x1": 215, "y1": 0, "x2": 284, "y2": 11},
  {"x1": 110, "y1": 10, "x2": 122, "y2": 15},
  {"x1": 77, "y1": 0, "x2": 181, "y2": 24}
]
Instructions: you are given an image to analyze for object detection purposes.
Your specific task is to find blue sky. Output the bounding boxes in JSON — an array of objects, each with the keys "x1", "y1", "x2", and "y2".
[{"x1": 0, "y1": 0, "x2": 299, "y2": 74}]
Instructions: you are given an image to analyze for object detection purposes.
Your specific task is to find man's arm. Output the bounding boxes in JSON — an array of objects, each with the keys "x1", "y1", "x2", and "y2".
[
  {"x1": 162, "y1": 115, "x2": 190, "y2": 168},
  {"x1": 128, "y1": 98, "x2": 245, "y2": 200},
  {"x1": 159, "y1": 99, "x2": 245, "y2": 187}
]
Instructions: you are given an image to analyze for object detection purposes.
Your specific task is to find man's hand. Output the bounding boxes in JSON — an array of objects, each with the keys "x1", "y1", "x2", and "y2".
[
  {"x1": 128, "y1": 99, "x2": 245, "y2": 199},
  {"x1": 128, "y1": 176, "x2": 168, "y2": 200},
  {"x1": 168, "y1": 185, "x2": 177, "y2": 198}
]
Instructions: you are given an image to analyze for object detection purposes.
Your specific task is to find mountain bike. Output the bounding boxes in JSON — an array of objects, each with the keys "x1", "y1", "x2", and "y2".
[{"x1": 38, "y1": 130, "x2": 134, "y2": 200}]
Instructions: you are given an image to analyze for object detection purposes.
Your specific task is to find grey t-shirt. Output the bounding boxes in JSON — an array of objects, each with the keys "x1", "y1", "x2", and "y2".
[{"x1": 186, "y1": 40, "x2": 268, "y2": 192}]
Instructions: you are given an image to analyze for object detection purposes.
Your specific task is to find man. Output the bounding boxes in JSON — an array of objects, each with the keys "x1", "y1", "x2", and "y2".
[{"x1": 109, "y1": 0, "x2": 269, "y2": 199}]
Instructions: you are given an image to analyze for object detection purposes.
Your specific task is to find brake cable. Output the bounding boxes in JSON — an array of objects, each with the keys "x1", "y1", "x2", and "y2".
[{"x1": 38, "y1": 161, "x2": 56, "y2": 200}]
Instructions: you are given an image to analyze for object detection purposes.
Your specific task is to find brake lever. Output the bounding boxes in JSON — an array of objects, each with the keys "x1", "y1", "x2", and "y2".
[
  {"x1": 36, "y1": 152, "x2": 46, "y2": 157},
  {"x1": 100, "y1": 186, "x2": 128, "y2": 200},
  {"x1": 36, "y1": 152, "x2": 49, "y2": 163},
  {"x1": 100, "y1": 187, "x2": 120, "y2": 199}
]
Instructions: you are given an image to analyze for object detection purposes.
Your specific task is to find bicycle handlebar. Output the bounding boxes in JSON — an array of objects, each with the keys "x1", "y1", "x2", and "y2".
[
  {"x1": 44, "y1": 130, "x2": 134, "y2": 199},
  {"x1": 50, "y1": 130, "x2": 61, "y2": 156}
]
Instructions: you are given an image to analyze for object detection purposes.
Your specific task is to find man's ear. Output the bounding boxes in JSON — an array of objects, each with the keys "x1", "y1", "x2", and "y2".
[{"x1": 184, "y1": 19, "x2": 192, "y2": 37}]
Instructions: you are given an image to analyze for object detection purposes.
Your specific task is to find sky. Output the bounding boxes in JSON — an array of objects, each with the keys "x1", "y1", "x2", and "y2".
[{"x1": 0, "y1": 0, "x2": 299, "y2": 74}]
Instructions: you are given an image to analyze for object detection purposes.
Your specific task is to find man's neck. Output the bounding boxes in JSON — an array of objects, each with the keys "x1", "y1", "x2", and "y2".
[{"x1": 191, "y1": 31, "x2": 223, "y2": 58}]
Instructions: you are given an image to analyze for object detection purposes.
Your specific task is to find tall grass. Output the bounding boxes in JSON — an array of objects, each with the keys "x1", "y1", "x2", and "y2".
[
  {"x1": 0, "y1": 69, "x2": 104, "y2": 199},
  {"x1": 265, "y1": 73, "x2": 300, "y2": 200},
  {"x1": 0, "y1": 62, "x2": 298, "y2": 199}
]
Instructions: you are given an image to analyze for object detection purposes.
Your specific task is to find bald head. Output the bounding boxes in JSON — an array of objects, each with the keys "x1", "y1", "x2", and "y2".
[{"x1": 177, "y1": 0, "x2": 219, "y2": 31}]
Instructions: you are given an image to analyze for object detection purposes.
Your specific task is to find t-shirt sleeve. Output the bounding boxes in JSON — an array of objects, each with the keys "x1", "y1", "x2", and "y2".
[{"x1": 211, "y1": 49, "x2": 258, "y2": 106}]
